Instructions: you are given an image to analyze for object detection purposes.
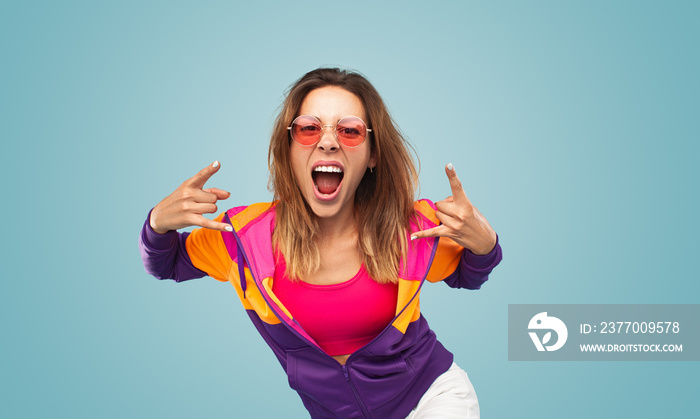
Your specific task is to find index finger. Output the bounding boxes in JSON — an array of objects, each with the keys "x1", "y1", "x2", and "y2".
[
  {"x1": 187, "y1": 160, "x2": 221, "y2": 189},
  {"x1": 445, "y1": 163, "x2": 471, "y2": 205}
]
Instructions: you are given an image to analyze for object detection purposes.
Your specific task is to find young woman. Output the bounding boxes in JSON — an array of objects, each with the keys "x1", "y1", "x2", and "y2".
[{"x1": 139, "y1": 68, "x2": 502, "y2": 418}]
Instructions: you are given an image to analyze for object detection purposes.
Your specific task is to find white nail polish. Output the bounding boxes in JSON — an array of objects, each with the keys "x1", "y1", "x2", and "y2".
[
  {"x1": 447, "y1": 163, "x2": 453, "y2": 171},
  {"x1": 410, "y1": 235, "x2": 418, "y2": 241},
  {"x1": 213, "y1": 161, "x2": 220, "y2": 168},
  {"x1": 225, "y1": 225, "x2": 232, "y2": 232}
]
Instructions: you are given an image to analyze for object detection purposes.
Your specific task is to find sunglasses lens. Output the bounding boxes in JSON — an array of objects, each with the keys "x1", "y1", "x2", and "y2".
[
  {"x1": 336, "y1": 117, "x2": 367, "y2": 147},
  {"x1": 291, "y1": 116, "x2": 322, "y2": 145}
]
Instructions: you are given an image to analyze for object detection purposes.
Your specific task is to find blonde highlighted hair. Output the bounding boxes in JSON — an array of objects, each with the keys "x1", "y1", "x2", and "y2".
[{"x1": 268, "y1": 68, "x2": 418, "y2": 284}]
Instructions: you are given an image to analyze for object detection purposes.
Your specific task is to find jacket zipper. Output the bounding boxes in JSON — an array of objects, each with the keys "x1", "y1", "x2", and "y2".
[
  {"x1": 342, "y1": 364, "x2": 374, "y2": 419},
  {"x1": 231, "y1": 226, "x2": 439, "y2": 418},
  {"x1": 233, "y1": 230, "x2": 377, "y2": 416}
]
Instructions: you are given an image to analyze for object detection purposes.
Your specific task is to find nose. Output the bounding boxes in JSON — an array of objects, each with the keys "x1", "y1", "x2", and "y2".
[{"x1": 317, "y1": 125, "x2": 339, "y2": 151}]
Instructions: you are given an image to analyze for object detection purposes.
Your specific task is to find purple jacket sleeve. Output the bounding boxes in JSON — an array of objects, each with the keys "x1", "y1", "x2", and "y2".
[
  {"x1": 442, "y1": 235, "x2": 502, "y2": 290},
  {"x1": 138, "y1": 209, "x2": 207, "y2": 282}
]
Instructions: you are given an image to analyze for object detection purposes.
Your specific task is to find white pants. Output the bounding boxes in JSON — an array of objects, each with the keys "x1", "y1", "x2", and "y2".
[{"x1": 405, "y1": 362, "x2": 480, "y2": 419}]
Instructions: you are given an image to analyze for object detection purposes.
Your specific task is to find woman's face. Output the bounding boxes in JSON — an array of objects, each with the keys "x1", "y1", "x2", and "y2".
[{"x1": 290, "y1": 86, "x2": 375, "y2": 223}]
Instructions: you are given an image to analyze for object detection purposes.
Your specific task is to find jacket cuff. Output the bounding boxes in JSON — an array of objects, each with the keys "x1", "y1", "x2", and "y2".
[
  {"x1": 462, "y1": 235, "x2": 501, "y2": 271},
  {"x1": 141, "y1": 208, "x2": 179, "y2": 250}
]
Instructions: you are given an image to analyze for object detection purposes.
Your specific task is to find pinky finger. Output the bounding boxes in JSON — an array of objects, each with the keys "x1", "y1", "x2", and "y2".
[
  {"x1": 410, "y1": 225, "x2": 449, "y2": 240},
  {"x1": 194, "y1": 215, "x2": 233, "y2": 232}
]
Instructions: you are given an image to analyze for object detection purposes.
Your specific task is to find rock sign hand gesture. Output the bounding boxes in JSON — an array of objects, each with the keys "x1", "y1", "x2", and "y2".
[
  {"x1": 411, "y1": 164, "x2": 497, "y2": 255},
  {"x1": 149, "y1": 161, "x2": 233, "y2": 234}
]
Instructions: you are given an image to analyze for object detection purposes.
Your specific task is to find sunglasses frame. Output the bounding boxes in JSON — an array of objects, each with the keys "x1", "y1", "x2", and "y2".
[{"x1": 287, "y1": 115, "x2": 372, "y2": 148}]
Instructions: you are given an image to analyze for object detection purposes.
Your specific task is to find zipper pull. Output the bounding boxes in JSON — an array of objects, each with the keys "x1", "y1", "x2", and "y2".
[{"x1": 341, "y1": 364, "x2": 349, "y2": 381}]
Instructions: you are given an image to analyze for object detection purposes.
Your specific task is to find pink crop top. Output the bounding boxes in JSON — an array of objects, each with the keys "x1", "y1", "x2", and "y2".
[{"x1": 272, "y1": 255, "x2": 399, "y2": 356}]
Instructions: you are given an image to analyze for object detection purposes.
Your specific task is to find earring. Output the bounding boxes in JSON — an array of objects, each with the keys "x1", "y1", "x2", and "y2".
[{"x1": 370, "y1": 167, "x2": 373, "y2": 173}]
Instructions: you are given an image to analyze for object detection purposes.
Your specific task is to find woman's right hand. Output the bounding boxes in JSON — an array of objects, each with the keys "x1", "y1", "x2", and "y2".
[{"x1": 149, "y1": 161, "x2": 233, "y2": 234}]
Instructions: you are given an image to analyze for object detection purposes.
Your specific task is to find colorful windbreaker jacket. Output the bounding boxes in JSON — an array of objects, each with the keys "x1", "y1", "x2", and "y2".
[{"x1": 139, "y1": 200, "x2": 502, "y2": 419}]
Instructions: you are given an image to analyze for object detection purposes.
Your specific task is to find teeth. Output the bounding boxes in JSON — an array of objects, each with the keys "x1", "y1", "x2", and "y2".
[{"x1": 313, "y1": 166, "x2": 343, "y2": 173}]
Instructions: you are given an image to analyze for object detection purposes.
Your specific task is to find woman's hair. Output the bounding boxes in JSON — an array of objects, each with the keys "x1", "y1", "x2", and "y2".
[{"x1": 268, "y1": 68, "x2": 418, "y2": 284}]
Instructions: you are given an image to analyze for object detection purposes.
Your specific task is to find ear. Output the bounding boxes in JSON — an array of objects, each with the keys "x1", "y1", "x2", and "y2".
[{"x1": 368, "y1": 150, "x2": 377, "y2": 170}]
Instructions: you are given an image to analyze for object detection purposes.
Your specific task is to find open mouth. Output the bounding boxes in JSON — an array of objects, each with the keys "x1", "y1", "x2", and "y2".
[{"x1": 312, "y1": 165, "x2": 344, "y2": 195}]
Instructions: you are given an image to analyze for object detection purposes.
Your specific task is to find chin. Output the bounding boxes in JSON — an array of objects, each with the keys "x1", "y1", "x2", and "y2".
[{"x1": 306, "y1": 198, "x2": 345, "y2": 220}]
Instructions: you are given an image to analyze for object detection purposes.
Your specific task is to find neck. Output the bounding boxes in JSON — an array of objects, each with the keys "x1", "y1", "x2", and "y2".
[{"x1": 316, "y1": 204, "x2": 358, "y2": 243}]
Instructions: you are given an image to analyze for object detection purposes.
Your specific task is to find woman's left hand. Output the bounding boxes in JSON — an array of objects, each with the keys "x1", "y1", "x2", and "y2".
[{"x1": 411, "y1": 164, "x2": 497, "y2": 255}]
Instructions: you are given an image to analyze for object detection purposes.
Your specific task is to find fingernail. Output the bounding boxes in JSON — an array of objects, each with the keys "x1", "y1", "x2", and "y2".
[
  {"x1": 410, "y1": 235, "x2": 418, "y2": 241},
  {"x1": 447, "y1": 163, "x2": 453, "y2": 171},
  {"x1": 213, "y1": 161, "x2": 220, "y2": 168},
  {"x1": 225, "y1": 225, "x2": 232, "y2": 232}
]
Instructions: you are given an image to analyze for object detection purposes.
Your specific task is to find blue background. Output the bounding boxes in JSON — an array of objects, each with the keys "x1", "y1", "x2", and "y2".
[{"x1": 2, "y1": 1, "x2": 697, "y2": 417}]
